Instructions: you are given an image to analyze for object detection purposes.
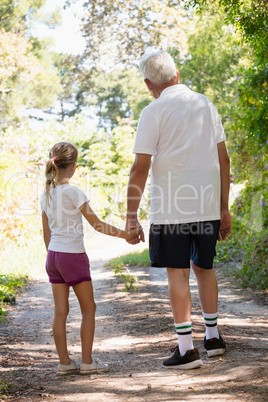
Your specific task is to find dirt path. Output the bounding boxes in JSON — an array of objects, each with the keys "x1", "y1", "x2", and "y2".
[{"x1": 0, "y1": 234, "x2": 267, "y2": 401}]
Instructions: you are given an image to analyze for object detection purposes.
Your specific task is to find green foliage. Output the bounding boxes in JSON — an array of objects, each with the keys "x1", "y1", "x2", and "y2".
[
  {"x1": 107, "y1": 249, "x2": 150, "y2": 291},
  {"x1": 89, "y1": 68, "x2": 148, "y2": 129},
  {"x1": 80, "y1": 0, "x2": 189, "y2": 66},
  {"x1": 79, "y1": 124, "x2": 150, "y2": 220},
  {"x1": 52, "y1": 53, "x2": 93, "y2": 121},
  {"x1": 0, "y1": 371, "x2": 14, "y2": 396},
  {"x1": 225, "y1": 184, "x2": 267, "y2": 291},
  {"x1": 0, "y1": 274, "x2": 28, "y2": 321},
  {"x1": 113, "y1": 265, "x2": 138, "y2": 292},
  {"x1": 0, "y1": 0, "x2": 46, "y2": 32},
  {"x1": 108, "y1": 249, "x2": 150, "y2": 269},
  {"x1": 0, "y1": 1, "x2": 62, "y2": 127},
  {"x1": 184, "y1": 0, "x2": 268, "y2": 183},
  {"x1": 175, "y1": 8, "x2": 249, "y2": 130},
  {"x1": 216, "y1": 180, "x2": 267, "y2": 291},
  {"x1": 216, "y1": 218, "x2": 268, "y2": 291},
  {"x1": 52, "y1": 56, "x2": 150, "y2": 128}
]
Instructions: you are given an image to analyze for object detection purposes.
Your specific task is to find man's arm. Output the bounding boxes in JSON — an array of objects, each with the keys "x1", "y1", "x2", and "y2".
[
  {"x1": 126, "y1": 153, "x2": 152, "y2": 242},
  {"x1": 217, "y1": 141, "x2": 232, "y2": 240}
]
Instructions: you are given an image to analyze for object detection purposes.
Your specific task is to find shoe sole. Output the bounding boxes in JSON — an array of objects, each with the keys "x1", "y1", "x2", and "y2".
[
  {"x1": 164, "y1": 359, "x2": 203, "y2": 370},
  {"x1": 207, "y1": 348, "x2": 226, "y2": 357},
  {"x1": 80, "y1": 368, "x2": 110, "y2": 375},
  {"x1": 57, "y1": 369, "x2": 80, "y2": 376}
]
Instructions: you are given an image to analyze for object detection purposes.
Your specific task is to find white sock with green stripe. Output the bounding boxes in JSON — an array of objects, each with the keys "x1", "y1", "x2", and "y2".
[
  {"x1": 174, "y1": 321, "x2": 194, "y2": 356},
  {"x1": 202, "y1": 312, "x2": 219, "y2": 339}
]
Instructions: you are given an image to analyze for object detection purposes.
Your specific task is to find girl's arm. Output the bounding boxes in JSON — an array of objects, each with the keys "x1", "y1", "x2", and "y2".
[
  {"x1": 79, "y1": 202, "x2": 142, "y2": 242},
  {"x1": 42, "y1": 211, "x2": 51, "y2": 250}
]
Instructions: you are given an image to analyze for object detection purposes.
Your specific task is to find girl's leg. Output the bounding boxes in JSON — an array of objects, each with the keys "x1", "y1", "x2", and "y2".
[
  {"x1": 51, "y1": 283, "x2": 70, "y2": 365},
  {"x1": 73, "y1": 281, "x2": 95, "y2": 365}
]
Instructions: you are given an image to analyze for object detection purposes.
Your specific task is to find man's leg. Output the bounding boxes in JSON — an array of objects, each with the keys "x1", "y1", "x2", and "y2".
[
  {"x1": 167, "y1": 267, "x2": 193, "y2": 355},
  {"x1": 167, "y1": 267, "x2": 191, "y2": 323},
  {"x1": 191, "y1": 263, "x2": 218, "y2": 314},
  {"x1": 192, "y1": 262, "x2": 226, "y2": 356},
  {"x1": 163, "y1": 267, "x2": 202, "y2": 369}
]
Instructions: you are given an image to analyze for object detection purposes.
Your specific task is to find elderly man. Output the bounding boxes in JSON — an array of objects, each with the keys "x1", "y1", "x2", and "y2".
[{"x1": 126, "y1": 50, "x2": 231, "y2": 369}]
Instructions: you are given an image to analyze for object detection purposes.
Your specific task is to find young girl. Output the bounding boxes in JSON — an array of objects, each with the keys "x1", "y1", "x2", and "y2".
[{"x1": 41, "y1": 141, "x2": 141, "y2": 376}]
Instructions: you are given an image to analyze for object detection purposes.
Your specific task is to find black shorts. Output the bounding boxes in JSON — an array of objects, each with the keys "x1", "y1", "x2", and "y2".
[{"x1": 149, "y1": 220, "x2": 220, "y2": 270}]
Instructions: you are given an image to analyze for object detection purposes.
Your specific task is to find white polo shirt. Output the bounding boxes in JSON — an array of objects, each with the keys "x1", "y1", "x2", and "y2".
[
  {"x1": 133, "y1": 84, "x2": 226, "y2": 224},
  {"x1": 41, "y1": 184, "x2": 89, "y2": 253}
]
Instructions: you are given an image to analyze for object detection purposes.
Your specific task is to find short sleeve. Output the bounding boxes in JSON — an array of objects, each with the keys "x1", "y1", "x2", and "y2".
[
  {"x1": 68, "y1": 186, "x2": 89, "y2": 209},
  {"x1": 209, "y1": 101, "x2": 226, "y2": 143},
  {"x1": 40, "y1": 192, "x2": 46, "y2": 212},
  {"x1": 133, "y1": 108, "x2": 159, "y2": 155}
]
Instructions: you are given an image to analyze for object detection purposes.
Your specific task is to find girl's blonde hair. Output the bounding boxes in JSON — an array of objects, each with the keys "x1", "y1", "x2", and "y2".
[{"x1": 45, "y1": 142, "x2": 78, "y2": 204}]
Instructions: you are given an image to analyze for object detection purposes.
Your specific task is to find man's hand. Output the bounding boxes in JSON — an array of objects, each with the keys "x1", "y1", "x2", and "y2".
[
  {"x1": 125, "y1": 219, "x2": 145, "y2": 244},
  {"x1": 218, "y1": 210, "x2": 232, "y2": 241}
]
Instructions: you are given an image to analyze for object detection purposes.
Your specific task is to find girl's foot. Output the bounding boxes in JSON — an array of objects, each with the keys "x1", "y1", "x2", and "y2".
[
  {"x1": 57, "y1": 359, "x2": 79, "y2": 375},
  {"x1": 80, "y1": 358, "x2": 109, "y2": 374}
]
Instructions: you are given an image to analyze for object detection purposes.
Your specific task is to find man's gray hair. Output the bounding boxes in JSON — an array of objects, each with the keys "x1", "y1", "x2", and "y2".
[{"x1": 139, "y1": 50, "x2": 177, "y2": 85}]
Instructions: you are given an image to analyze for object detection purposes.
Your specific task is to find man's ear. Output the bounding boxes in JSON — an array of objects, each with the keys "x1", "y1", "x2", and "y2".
[
  {"x1": 144, "y1": 78, "x2": 153, "y2": 91},
  {"x1": 176, "y1": 70, "x2": 179, "y2": 82}
]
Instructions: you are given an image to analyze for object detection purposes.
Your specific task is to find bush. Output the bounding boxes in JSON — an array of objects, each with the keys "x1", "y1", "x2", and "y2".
[
  {"x1": 0, "y1": 274, "x2": 28, "y2": 321},
  {"x1": 216, "y1": 216, "x2": 268, "y2": 292}
]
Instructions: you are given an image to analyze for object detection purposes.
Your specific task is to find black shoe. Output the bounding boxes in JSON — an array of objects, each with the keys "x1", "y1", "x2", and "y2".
[
  {"x1": 163, "y1": 346, "x2": 203, "y2": 369},
  {"x1": 204, "y1": 335, "x2": 226, "y2": 357}
]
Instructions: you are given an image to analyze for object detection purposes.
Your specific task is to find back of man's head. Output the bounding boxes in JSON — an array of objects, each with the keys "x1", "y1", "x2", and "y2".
[{"x1": 139, "y1": 50, "x2": 177, "y2": 85}]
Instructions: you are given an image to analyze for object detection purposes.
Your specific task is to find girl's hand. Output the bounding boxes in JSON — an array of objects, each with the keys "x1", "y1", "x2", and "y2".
[{"x1": 126, "y1": 228, "x2": 142, "y2": 243}]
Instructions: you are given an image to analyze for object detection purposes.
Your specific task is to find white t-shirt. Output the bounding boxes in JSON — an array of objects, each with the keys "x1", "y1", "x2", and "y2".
[
  {"x1": 133, "y1": 84, "x2": 226, "y2": 224},
  {"x1": 40, "y1": 184, "x2": 89, "y2": 253}
]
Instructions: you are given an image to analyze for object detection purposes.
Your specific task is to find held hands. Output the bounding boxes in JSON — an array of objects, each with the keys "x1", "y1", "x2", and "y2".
[
  {"x1": 125, "y1": 219, "x2": 145, "y2": 245},
  {"x1": 218, "y1": 210, "x2": 232, "y2": 241}
]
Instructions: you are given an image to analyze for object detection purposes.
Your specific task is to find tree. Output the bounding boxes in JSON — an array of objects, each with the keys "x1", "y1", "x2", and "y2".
[
  {"x1": 184, "y1": 0, "x2": 267, "y2": 203},
  {"x1": 0, "y1": 0, "x2": 62, "y2": 127},
  {"x1": 88, "y1": 68, "x2": 149, "y2": 129},
  {"x1": 0, "y1": 0, "x2": 46, "y2": 32},
  {"x1": 173, "y1": 8, "x2": 249, "y2": 132},
  {"x1": 52, "y1": 53, "x2": 93, "y2": 121},
  {"x1": 80, "y1": 0, "x2": 189, "y2": 66},
  {"x1": 52, "y1": 51, "x2": 150, "y2": 127}
]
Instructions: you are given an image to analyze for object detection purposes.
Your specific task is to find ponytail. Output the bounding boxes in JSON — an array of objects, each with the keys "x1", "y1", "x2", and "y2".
[
  {"x1": 45, "y1": 157, "x2": 59, "y2": 205},
  {"x1": 44, "y1": 142, "x2": 78, "y2": 205}
]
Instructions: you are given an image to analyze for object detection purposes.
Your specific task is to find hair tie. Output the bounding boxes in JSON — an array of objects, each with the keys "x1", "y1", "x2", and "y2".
[{"x1": 53, "y1": 157, "x2": 56, "y2": 162}]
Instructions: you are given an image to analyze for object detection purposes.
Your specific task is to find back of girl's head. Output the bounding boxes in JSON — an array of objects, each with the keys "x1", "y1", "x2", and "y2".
[{"x1": 45, "y1": 142, "x2": 78, "y2": 202}]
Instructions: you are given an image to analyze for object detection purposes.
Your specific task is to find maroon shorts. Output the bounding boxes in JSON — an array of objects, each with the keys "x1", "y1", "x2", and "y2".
[{"x1": 46, "y1": 250, "x2": 91, "y2": 287}]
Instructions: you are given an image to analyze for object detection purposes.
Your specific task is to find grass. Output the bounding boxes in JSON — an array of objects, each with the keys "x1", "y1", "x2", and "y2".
[
  {"x1": 0, "y1": 234, "x2": 46, "y2": 320},
  {"x1": 107, "y1": 248, "x2": 150, "y2": 269},
  {"x1": 0, "y1": 371, "x2": 14, "y2": 396},
  {"x1": 106, "y1": 249, "x2": 150, "y2": 291}
]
